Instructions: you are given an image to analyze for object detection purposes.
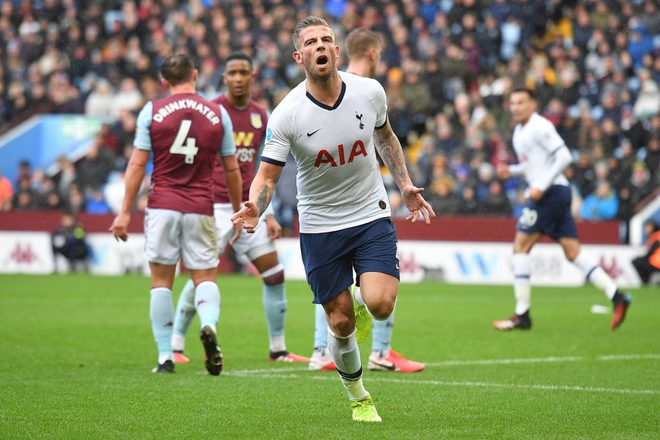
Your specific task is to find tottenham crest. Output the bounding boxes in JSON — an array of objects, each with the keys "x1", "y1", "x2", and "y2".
[{"x1": 251, "y1": 113, "x2": 263, "y2": 129}]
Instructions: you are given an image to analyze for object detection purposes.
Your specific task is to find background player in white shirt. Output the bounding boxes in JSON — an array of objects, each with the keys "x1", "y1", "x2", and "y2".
[
  {"x1": 493, "y1": 88, "x2": 632, "y2": 331},
  {"x1": 232, "y1": 16, "x2": 434, "y2": 423},
  {"x1": 308, "y1": 28, "x2": 425, "y2": 374}
]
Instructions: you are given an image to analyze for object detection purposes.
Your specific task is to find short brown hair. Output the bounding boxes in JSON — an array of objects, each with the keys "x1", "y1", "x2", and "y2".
[
  {"x1": 292, "y1": 16, "x2": 333, "y2": 50},
  {"x1": 346, "y1": 28, "x2": 384, "y2": 60},
  {"x1": 512, "y1": 87, "x2": 536, "y2": 100},
  {"x1": 160, "y1": 54, "x2": 195, "y2": 86}
]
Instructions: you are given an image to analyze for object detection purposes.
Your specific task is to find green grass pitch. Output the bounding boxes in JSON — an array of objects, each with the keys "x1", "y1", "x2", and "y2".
[{"x1": 1, "y1": 274, "x2": 658, "y2": 439}]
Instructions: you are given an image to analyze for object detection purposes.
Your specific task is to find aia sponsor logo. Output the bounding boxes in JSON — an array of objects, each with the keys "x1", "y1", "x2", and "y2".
[
  {"x1": 4, "y1": 243, "x2": 40, "y2": 265},
  {"x1": 314, "y1": 140, "x2": 367, "y2": 167}
]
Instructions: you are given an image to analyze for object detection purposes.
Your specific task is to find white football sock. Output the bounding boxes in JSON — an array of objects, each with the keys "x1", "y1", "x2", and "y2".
[
  {"x1": 328, "y1": 328, "x2": 369, "y2": 401},
  {"x1": 512, "y1": 253, "x2": 531, "y2": 315},
  {"x1": 572, "y1": 252, "x2": 617, "y2": 299}
]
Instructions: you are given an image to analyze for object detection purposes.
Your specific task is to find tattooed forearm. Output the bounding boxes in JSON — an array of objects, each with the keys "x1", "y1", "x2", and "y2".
[
  {"x1": 374, "y1": 122, "x2": 410, "y2": 187},
  {"x1": 255, "y1": 185, "x2": 272, "y2": 217}
]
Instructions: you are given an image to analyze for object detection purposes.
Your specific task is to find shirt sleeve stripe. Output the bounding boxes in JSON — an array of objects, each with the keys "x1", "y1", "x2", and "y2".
[
  {"x1": 261, "y1": 156, "x2": 286, "y2": 167},
  {"x1": 375, "y1": 115, "x2": 388, "y2": 130}
]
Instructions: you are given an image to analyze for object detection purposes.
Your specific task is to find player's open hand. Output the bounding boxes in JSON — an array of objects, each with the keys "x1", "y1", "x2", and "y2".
[
  {"x1": 231, "y1": 201, "x2": 260, "y2": 234},
  {"x1": 109, "y1": 212, "x2": 131, "y2": 242},
  {"x1": 401, "y1": 185, "x2": 436, "y2": 225},
  {"x1": 265, "y1": 214, "x2": 282, "y2": 240}
]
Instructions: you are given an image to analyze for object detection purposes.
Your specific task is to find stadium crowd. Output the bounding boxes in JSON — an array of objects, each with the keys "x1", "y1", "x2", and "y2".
[{"x1": 0, "y1": 0, "x2": 659, "y2": 241}]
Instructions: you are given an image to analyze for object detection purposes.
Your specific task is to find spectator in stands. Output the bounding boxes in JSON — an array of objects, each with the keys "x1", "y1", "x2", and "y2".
[
  {"x1": 56, "y1": 156, "x2": 77, "y2": 199},
  {"x1": 84, "y1": 79, "x2": 114, "y2": 119},
  {"x1": 16, "y1": 160, "x2": 31, "y2": 185},
  {"x1": 0, "y1": 0, "x2": 657, "y2": 230},
  {"x1": 645, "y1": 138, "x2": 660, "y2": 178},
  {"x1": 627, "y1": 23, "x2": 654, "y2": 68},
  {"x1": 13, "y1": 192, "x2": 36, "y2": 211},
  {"x1": 401, "y1": 62, "x2": 431, "y2": 128},
  {"x1": 480, "y1": 180, "x2": 511, "y2": 216},
  {"x1": 427, "y1": 177, "x2": 458, "y2": 216},
  {"x1": 580, "y1": 181, "x2": 619, "y2": 221},
  {"x1": 0, "y1": 170, "x2": 14, "y2": 211},
  {"x1": 12, "y1": 177, "x2": 35, "y2": 209},
  {"x1": 51, "y1": 211, "x2": 89, "y2": 273},
  {"x1": 75, "y1": 134, "x2": 115, "y2": 193},
  {"x1": 632, "y1": 220, "x2": 660, "y2": 284},
  {"x1": 43, "y1": 191, "x2": 64, "y2": 211},
  {"x1": 85, "y1": 186, "x2": 111, "y2": 215},
  {"x1": 109, "y1": 78, "x2": 143, "y2": 120},
  {"x1": 66, "y1": 184, "x2": 86, "y2": 214},
  {"x1": 110, "y1": 110, "x2": 138, "y2": 153},
  {"x1": 605, "y1": 156, "x2": 626, "y2": 191},
  {"x1": 433, "y1": 115, "x2": 459, "y2": 157},
  {"x1": 641, "y1": 1, "x2": 660, "y2": 35},
  {"x1": 574, "y1": 153, "x2": 596, "y2": 197},
  {"x1": 633, "y1": 69, "x2": 660, "y2": 121},
  {"x1": 475, "y1": 162, "x2": 495, "y2": 200},
  {"x1": 628, "y1": 161, "x2": 655, "y2": 208},
  {"x1": 456, "y1": 185, "x2": 480, "y2": 215}
]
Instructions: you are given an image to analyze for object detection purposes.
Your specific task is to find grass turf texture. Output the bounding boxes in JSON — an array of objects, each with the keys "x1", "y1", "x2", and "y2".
[{"x1": 1, "y1": 274, "x2": 658, "y2": 439}]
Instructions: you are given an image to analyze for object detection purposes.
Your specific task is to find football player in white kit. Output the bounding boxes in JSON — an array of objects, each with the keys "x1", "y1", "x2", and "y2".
[
  {"x1": 493, "y1": 88, "x2": 632, "y2": 331},
  {"x1": 308, "y1": 28, "x2": 425, "y2": 374},
  {"x1": 232, "y1": 16, "x2": 435, "y2": 423}
]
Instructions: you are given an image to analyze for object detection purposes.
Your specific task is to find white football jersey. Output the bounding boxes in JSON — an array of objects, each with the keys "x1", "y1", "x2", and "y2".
[
  {"x1": 262, "y1": 71, "x2": 390, "y2": 233},
  {"x1": 512, "y1": 112, "x2": 569, "y2": 189}
]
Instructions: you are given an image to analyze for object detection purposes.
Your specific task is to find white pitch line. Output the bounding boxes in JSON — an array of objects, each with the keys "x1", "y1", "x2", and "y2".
[
  {"x1": 229, "y1": 366, "x2": 309, "y2": 375},
  {"x1": 597, "y1": 354, "x2": 660, "y2": 361},
  {"x1": 223, "y1": 372, "x2": 660, "y2": 396},
  {"x1": 424, "y1": 356, "x2": 583, "y2": 367},
  {"x1": 225, "y1": 354, "x2": 660, "y2": 375}
]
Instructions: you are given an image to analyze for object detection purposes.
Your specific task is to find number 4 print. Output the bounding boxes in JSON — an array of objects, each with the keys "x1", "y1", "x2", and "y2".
[{"x1": 169, "y1": 119, "x2": 198, "y2": 164}]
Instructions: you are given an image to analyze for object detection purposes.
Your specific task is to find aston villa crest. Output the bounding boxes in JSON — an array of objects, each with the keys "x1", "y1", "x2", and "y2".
[{"x1": 251, "y1": 113, "x2": 263, "y2": 129}]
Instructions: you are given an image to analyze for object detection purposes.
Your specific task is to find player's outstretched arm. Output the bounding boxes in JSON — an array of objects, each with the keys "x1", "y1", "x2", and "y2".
[
  {"x1": 231, "y1": 161, "x2": 282, "y2": 233},
  {"x1": 109, "y1": 148, "x2": 150, "y2": 241},
  {"x1": 374, "y1": 120, "x2": 435, "y2": 224}
]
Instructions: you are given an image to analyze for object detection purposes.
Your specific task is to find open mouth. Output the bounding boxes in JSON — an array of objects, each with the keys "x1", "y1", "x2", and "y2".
[{"x1": 316, "y1": 54, "x2": 328, "y2": 67}]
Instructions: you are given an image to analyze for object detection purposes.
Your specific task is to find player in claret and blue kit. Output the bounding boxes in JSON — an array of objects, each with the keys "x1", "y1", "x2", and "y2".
[
  {"x1": 171, "y1": 52, "x2": 309, "y2": 365},
  {"x1": 110, "y1": 53, "x2": 242, "y2": 375}
]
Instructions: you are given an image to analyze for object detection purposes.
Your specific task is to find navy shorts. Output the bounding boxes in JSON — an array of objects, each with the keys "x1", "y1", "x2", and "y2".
[
  {"x1": 516, "y1": 185, "x2": 578, "y2": 240},
  {"x1": 300, "y1": 218, "x2": 400, "y2": 304}
]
